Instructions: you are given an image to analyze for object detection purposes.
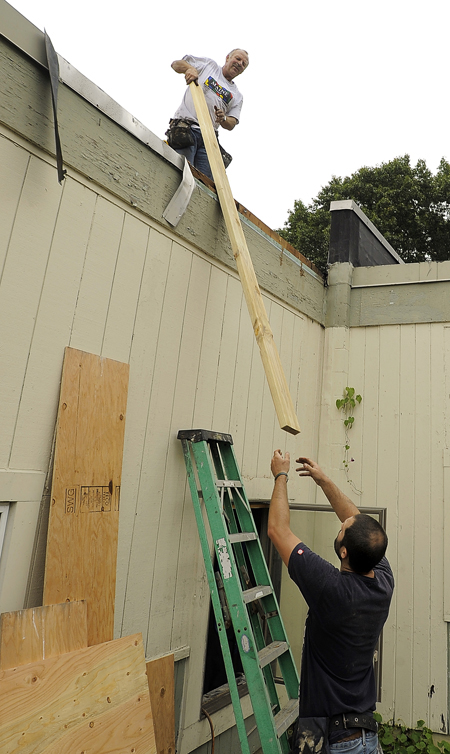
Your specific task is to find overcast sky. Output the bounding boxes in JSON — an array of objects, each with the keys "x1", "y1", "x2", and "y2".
[{"x1": 7, "y1": 0, "x2": 450, "y2": 230}]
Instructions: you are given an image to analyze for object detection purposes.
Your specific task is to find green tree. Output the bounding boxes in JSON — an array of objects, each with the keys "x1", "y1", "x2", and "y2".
[{"x1": 278, "y1": 156, "x2": 450, "y2": 273}]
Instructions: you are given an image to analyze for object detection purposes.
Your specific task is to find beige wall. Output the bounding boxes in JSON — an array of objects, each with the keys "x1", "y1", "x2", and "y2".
[
  {"x1": 314, "y1": 316, "x2": 449, "y2": 733},
  {"x1": 1, "y1": 3, "x2": 450, "y2": 744},
  {"x1": 0, "y1": 121, "x2": 325, "y2": 747}
]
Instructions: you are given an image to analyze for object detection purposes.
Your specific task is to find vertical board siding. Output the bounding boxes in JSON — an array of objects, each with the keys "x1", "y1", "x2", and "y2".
[
  {"x1": 9, "y1": 178, "x2": 97, "y2": 471},
  {"x1": 376, "y1": 326, "x2": 401, "y2": 717},
  {"x1": 0, "y1": 156, "x2": 62, "y2": 467},
  {"x1": 254, "y1": 299, "x2": 282, "y2": 489},
  {"x1": 412, "y1": 325, "x2": 432, "y2": 725},
  {"x1": 347, "y1": 324, "x2": 448, "y2": 729},
  {"x1": 69, "y1": 196, "x2": 125, "y2": 354},
  {"x1": 429, "y1": 324, "x2": 447, "y2": 733},
  {"x1": 0, "y1": 137, "x2": 30, "y2": 279},
  {"x1": 114, "y1": 229, "x2": 173, "y2": 637},
  {"x1": 395, "y1": 324, "x2": 416, "y2": 724},
  {"x1": 101, "y1": 213, "x2": 150, "y2": 363},
  {"x1": 119, "y1": 241, "x2": 193, "y2": 641}
]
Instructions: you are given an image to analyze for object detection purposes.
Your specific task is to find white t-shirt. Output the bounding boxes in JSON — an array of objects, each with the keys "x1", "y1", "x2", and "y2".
[{"x1": 173, "y1": 55, "x2": 243, "y2": 131}]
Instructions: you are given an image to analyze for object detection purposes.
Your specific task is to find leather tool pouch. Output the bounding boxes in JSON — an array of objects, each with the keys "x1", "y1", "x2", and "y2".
[
  {"x1": 289, "y1": 717, "x2": 330, "y2": 754},
  {"x1": 166, "y1": 119, "x2": 195, "y2": 149},
  {"x1": 219, "y1": 142, "x2": 232, "y2": 168}
]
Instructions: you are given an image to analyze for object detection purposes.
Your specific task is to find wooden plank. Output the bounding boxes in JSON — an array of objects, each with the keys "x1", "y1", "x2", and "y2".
[
  {"x1": 43, "y1": 347, "x2": 129, "y2": 646},
  {"x1": 190, "y1": 82, "x2": 300, "y2": 435},
  {"x1": 0, "y1": 601, "x2": 87, "y2": 671},
  {"x1": 0, "y1": 633, "x2": 155, "y2": 754},
  {"x1": 146, "y1": 654, "x2": 175, "y2": 754}
]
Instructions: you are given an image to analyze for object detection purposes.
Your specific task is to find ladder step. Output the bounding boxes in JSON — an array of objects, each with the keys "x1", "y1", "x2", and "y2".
[
  {"x1": 274, "y1": 698, "x2": 298, "y2": 737},
  {"x1": 229, "y1": 532, "x2": 257, "y2": 543},
  {"x1": 258, "y1": 641, "x2": 289, "y2": 668},
  {"x1": 242, "y1": 584, "x2": 272, "y2": 603},
  {"x1": 216, "y1": 479, "x2": 242, "y2": 488}
]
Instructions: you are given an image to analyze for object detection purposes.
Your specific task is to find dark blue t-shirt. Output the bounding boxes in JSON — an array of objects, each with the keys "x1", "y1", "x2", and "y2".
[{"x1": 288, "y1": 543, "x2": 394, "y2": 717}]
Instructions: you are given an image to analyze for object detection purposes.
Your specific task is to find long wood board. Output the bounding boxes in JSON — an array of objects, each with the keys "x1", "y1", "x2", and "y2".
[
  {"x1": 43, "y1": 347, "x2": 129, "y2": 645},
  {"x1": 0, "y1": 633, "x2": 155, "y2": 754},
  {"x1": 146, "y1": 653, "x2": 175, "y2": 754},
  {"x1": 0, "y1": 601, "x2": 87, "y2": 671},
  {"x1": 189, "y1": 82, "x2": 300, "y2": 435}
]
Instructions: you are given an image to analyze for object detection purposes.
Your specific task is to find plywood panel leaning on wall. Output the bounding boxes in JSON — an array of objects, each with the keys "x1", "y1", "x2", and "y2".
[
  {"x1": 146, "y1": 653, "x2": 175, "y2": 754},
  {"x1": 0, "y1": 633, "x2": 156, "y2": 754},
  {"x1": 189, "y1": 81, "x2": 300, "y2": 435},
  {"x1": 0, "y1": 601, "x2": 87, "y2": 671},
  {"x1": 43, "y1": 348, "x2": 130, "y2": 646}
]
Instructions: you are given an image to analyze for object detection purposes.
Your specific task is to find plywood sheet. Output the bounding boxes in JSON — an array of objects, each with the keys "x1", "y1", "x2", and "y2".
[
  {"x1": 43, "y1": 347, "x2": 129, "y2": 646},
  {"x1": 0, "y1": 601, "x2": 87, "y2": 671},
  {"x1": 146, "y1": 654, "x2": 175, "y2": 754},
  {"x1": 0, "y1": 633, "x2": 155, "y2": 754}
]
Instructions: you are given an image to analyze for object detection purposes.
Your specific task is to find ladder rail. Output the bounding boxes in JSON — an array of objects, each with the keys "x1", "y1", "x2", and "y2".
[
  {"x1": 179, "y1": 431, "x2": 300, "y2": 754},
  {"x1": 180, "y1": 439, "x2": 252, "y2": 754},
  {"x1": 209, "y1": 441, "x2": 282, "y2": 710},
  {"x1": 190, "y1": 439, "x2": 284, "y2": 753},
  {"x1": 219, "y1": 443, "x2": 300, "y2": 701}
]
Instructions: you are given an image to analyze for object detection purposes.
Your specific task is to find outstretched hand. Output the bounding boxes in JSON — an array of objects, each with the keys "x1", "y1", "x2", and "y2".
[
  {"x1": 271, "y1": 449, "x2": 290, "y2": 478},
  {"x1": 296, "y1": 457, "x2": 327, "y2": 486}
]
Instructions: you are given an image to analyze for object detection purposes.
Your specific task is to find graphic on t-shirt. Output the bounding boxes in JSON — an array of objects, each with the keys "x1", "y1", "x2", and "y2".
[{"x1": 204, "y1": 77, "x2": 233, "y2": 105}]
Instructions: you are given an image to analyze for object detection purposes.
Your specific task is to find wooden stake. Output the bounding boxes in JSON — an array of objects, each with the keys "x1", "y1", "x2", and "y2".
[{"x1": 189, "y1": 82, "x2": 300, "y2": 435}]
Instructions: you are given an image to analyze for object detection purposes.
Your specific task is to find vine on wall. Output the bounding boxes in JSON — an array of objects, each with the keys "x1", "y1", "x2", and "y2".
[{"x1": 336, "y1": 387, "x2": 362, "y2": 494}]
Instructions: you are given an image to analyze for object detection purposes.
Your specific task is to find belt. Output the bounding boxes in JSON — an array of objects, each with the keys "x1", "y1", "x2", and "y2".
[{"x1": 329, "y1": 712, "x2": 377, "y2": 733}]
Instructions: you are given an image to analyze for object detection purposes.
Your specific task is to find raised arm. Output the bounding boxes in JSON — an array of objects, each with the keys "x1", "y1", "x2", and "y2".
[
  {"x1": 296, "y1": 457, "x2": 359, "y2": 522},
  {"x1": 171, "y1": 59, "x2": 199, "y2": 84},
  {"x1": 267, "y1": 450, "x2": 301, "y2": 566}
]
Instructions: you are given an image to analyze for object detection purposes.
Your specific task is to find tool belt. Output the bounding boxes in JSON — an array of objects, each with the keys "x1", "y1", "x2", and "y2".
[
  {"x1": 165, "y1": 119, "x2": 195, "y2": 149},
  {"x1": 329, "y1": 711, "x2": 377, "y2": 734},
  {"x1": 166, "y1": 119, "x2": 233, "y2": 168},
  {"x1": 289, "y1": 712, "x2": 377, "y2": 754}
]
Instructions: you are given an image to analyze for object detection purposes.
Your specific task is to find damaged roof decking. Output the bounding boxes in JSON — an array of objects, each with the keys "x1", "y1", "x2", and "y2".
[{"x1": 0, "y1": 5, "x2": 325, "y2": 327}]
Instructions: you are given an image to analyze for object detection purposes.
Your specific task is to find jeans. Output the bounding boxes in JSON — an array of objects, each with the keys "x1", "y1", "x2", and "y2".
[
  {"x1": 174, "y1": 127, "x2": 213, "y2": 180},
  {"x1": 330, "y1": 730, "x2": 378, "y2": 754}
]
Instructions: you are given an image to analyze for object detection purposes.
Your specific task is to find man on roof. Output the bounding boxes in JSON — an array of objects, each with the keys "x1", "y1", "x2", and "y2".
[
  {"x1": 168, "y1": 49, "x2": 249, "y2": 180},
  {"x1": 268, "y1": 451, "x2": 394, "y2": 754}
]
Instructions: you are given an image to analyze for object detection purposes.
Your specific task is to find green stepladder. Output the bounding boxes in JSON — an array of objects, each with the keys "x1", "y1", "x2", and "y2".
[{"x1": 178, "y1": 429, "x2": 299, "y2": 754}]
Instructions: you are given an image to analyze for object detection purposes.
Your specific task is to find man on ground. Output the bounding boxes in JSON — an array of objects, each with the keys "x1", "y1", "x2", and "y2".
[
  {"x1": 169, "y1": 49, "x2": 248, "y2": 180},
  {"x1": 268, "y1": 451, "x2": 394, "y2": 754}
]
